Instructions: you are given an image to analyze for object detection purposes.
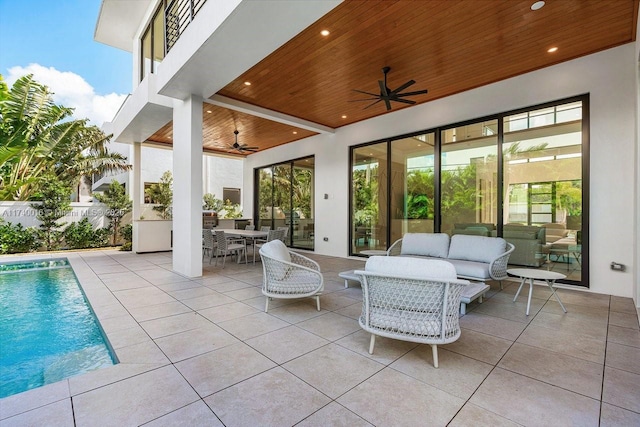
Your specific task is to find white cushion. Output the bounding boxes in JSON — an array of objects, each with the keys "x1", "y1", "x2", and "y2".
[
  {"x1": 400, "y1": 233, "x2": 450, "y2": 258},
  {"x1": 260, "y1": 239, "x2": 291, "y2": 263},
  {"x1": 448, "y1": 235, "x2": 506, "y2": 264},
  {"x1": 364, "y1": 256, "x2": 456, "y2": 280}
]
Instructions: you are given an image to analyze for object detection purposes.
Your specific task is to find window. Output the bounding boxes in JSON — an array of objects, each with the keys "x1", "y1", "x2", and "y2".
[
  {"x1": 140, "y1": 2, "x2": 166, "y2": 82},
  {"x1": 222, "y1": 188, "x2": 241, "y2": 205},
  {"x1": 349, "y1": 96, "x2": 587, "y2": 286}
]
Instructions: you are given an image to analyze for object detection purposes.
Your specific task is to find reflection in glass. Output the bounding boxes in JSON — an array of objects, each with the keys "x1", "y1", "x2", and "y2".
[
  {"x1": 503, "y1": 101, "x2": 582, "y2": 281},
  {"x1": 256, "y1": 157, "x2": 314, "y2": 250},
  {"x1": 390, "y1": 133, "x2": 435, "y2": 244},
  {"x1": 352, "y1": 143, "x2": 388, "y2": 254},
  {"x1": 440, "y1": 120, "x2": 498, "y2": 236}
]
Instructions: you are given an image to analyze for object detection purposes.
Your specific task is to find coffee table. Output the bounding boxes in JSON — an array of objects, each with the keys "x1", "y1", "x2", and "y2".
[
  {"x1": 360, "y1": 250, "x2": 388, "y2": 257},
  {"x1": 339, "y1": 270, "x2": 361, "y2": 288},
  {"x1": 459, "y1": 282, "x2": 490, "y2": 315},
  {"x1": 507, "y1": 268, "x2": 567, "y2": 316}
]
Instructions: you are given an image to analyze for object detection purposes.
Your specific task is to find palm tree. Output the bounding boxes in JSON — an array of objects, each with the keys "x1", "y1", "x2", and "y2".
[{"x1": 0, "y1": 74, "x2": 131, "y2": 200}]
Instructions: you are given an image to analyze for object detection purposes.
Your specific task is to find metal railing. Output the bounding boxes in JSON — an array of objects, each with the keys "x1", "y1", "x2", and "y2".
[{"x1": 165, "y1": 0, "x2": 207, "y2": 52}]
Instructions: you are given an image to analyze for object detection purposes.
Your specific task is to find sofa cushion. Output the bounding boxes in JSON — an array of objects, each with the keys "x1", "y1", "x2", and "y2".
[
  {"x1": 448, "y1": 235, "x2": 507, "y2": 264},
  {"x1": 365, "y1": 256, "x2": 456, "y2": 280},
  {"x1": 446, "y1": 259, "x2": 492, "y2": 280},
  {"x1": 400, "y1": 233, "x2": 450, "y2": 258}
]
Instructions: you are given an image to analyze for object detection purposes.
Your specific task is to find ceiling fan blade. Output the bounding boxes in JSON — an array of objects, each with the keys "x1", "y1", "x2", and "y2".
[
  {"x1": 378, "y1": 79, "x2": 389, "y2": 97},
  {"x1": 349, "y1": 97, "x2": 381, "y2": 102},
  {"x1": 243, "y1": 146, "x2": 259, "y2": 150},
  {"x1": 391, "y1": 79, "x2": 415, "y2": 94},
  {"x1": 391, "y1": 98, "x2": 416, "y2": 105},
  {"x1": 396, "y1": 89, "x2": 429, "y2": 97},
  {"x1": 363, "y1": 99, "x2": 382, "y2": 109},
  {"x1": 384, "y1": 98, "x2": 392, "y2": 110},
  {"x1": 352, "y1": 89, "x2": 380, "y2": 97}
]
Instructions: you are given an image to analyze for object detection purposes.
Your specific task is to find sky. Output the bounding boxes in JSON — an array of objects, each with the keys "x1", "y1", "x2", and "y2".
[{"x1": 0, "y1": 0, "x2": 132, "y2": 126}]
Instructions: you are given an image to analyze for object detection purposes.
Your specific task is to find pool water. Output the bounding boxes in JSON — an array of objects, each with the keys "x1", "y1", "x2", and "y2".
[{"x1": 0, "y1": 259, "x2": 115, "y2": 398}]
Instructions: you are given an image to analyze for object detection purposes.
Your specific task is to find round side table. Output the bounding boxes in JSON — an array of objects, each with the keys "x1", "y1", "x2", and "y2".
[{"x1": 507, "y1": 268, "x2": 568, "y2": 316}]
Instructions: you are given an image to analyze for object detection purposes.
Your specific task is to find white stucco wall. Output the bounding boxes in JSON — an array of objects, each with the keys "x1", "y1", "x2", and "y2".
[{"x1": 244, "y1": 43, "x2": 638, "y2": 299}]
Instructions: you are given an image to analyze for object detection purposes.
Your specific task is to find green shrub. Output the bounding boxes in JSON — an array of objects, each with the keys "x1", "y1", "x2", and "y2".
[
  {"x1": 119, "y1": 223, "x2": 132, "y2": 251},
  {"x1": 0, "y1": 220, "x2": 39, "y2": 254},
  {"x1": 63, "y1": 218, "x2": 110, "y2": 249}
]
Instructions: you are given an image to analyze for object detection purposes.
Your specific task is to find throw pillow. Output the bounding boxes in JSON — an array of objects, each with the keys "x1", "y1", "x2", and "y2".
[{"x1": 260, "y1": 239, "x2": 291, "y2": 263}]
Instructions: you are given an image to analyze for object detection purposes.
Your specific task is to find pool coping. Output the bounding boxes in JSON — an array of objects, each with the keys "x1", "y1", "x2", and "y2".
[{"x1": 0, "y1": 250, "x2": 174, "y2": 420}]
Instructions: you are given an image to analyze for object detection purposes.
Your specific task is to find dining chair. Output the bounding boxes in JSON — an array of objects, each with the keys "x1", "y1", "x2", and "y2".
[
  {"x1": 214, "y1": 230, "x2": 247, "y2": 267},
  {"x1": 260, "y1": 226, "x2": 271, "y2": 232},
  {"x1": 202, "y1": 229, "x2": 217, "y2": 264}
]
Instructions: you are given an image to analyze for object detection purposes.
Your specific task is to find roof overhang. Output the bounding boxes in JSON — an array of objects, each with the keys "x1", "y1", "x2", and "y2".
[
  {"x1": 94, "y1": 0, "x2": 153, "y2": 51},
  {"x1": 156, "y1": 0, "x2": 342, "y2": 99},
  {"x1": 104, "y1": 74, "x2": 173, "y2": 143}
]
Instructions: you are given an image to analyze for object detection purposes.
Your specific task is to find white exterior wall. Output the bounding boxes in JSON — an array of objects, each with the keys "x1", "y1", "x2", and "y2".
[
  {"x1": 203, "y1": 155, "x2": 243, "y2": 202},
  {"x1": 244, "y1": 44, "x2": 638, "y2": 299}
]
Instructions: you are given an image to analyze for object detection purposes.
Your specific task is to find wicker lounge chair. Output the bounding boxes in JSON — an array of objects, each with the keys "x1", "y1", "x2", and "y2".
[
  {"x1": 259, "y1": 239, "x2": 323, "y2": 312},
  {"x1": 356, "y1": 256, "x2": 469, "y2": 368}
]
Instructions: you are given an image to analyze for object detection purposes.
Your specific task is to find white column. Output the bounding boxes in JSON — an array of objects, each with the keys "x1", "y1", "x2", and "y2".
[
  {"x1": 131, "y1": 141, "x2": 142, "y2": 253},
  {"x1": 172, "y1": 95, "x2": 203, "y2": 277}
]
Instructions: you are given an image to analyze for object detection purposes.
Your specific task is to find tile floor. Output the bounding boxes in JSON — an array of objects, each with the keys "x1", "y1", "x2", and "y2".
[{"x1": 1, "y1": 249, "x2": 639, "y2": 426}]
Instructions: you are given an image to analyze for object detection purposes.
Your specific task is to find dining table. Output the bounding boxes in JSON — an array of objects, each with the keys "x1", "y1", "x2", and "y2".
[{"x1": 212, "y1": 229, "x2": 269, "y2": 264}]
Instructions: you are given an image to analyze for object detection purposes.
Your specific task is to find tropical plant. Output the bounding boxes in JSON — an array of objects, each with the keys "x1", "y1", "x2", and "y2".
[
  {"x1": 63, "y1": 218, "x2": 110, "y2": 249},
  {"x1": 93, "y1": 180, "x2": 132, "y2": 245},
  {"x1": 145, "y1": 170, "x2": 173, "y2": 219},
  {"x1": 203, "y1": 193, "x2": 223, "y2": 211},
  {"x1": 0, "y1": 219, "x2": 38, "y2": 254},
  {"x1": 31, "y1": 174, "x2": 72, "y2": 250},
  {"x1": 0, "y1": 74, "x2": 130, "y2": 200},
  {"x1": 119, "y1": 223, "x2": 133, "y2": 251},
  {"x1": 220, "y1": 199, "x2": 243, "y2": 218}
]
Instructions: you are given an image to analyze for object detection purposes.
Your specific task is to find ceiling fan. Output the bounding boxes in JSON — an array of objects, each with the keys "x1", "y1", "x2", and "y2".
[
  {"x1": 351, "y1": 66, "x2": 429, "y2": 111},
  {"x1": 229, "y1": 130, "x2": 258, "y2": 153}
]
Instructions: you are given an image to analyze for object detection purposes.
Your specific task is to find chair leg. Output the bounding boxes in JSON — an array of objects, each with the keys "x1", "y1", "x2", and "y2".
[
  {"x1": 264, "y1": 297, "x2": 269, "y2": 312},
  {"x1": 315, "y1": 295, "x2": 320, "y2": 311},
  {"x1": 499, "y1": 280, "x2": 503, "y2": 290},
  {"x1": 368, "y1": 334, "x2": 376, "y2": 354},
  {"x1": 431, "y1": 344, "x2": 439, "y2": 368}
]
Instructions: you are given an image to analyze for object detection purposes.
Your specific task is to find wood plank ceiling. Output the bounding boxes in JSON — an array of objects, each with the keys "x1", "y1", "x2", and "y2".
[{"x1": 146, "y1": 0, "x2": 638, "y2": 156}]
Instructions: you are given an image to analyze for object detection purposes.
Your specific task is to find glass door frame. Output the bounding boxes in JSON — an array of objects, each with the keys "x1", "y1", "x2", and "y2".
[
  {"x1": 348, "y1": 94, "x2": 589, "y2": 287},
  {"x1": 253, "y1": 155, "x2": 315, "y2": 251}
]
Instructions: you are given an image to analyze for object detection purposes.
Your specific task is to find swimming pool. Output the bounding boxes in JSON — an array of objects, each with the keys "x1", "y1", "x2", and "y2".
[{"x1": 0, "y1": 258, "x2": 116, "y2": 398}]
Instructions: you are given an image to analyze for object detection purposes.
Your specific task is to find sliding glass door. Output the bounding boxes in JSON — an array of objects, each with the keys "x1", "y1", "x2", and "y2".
[
  {"x1": 349, "y1": 96, "x2": 587, "y2": 286},
  {"x1": 255, "y1": 156, "x2": 314, "y2": 250}
]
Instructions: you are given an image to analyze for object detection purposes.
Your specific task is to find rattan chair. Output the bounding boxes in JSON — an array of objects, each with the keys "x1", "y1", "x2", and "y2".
[
  {"x1": 253, "y1": 228, "x2": 286, "y2": 263},
  {"x1": 202, "y1": 229, "x2": 217, "y2": 264},
  {"x1": 214, "y1": 230, "x2": 247, "y2": 267},
  {"x1": 259, "y1": 239, "x2": 323, "y2": 312},
  {"x1": 356, "y1": 256, "x2": 469, "y2": 368}
]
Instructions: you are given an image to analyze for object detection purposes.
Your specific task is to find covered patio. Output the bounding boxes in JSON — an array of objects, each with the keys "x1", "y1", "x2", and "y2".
[{"x1": 1, "y1": 249, "x2": 638, "y2": 425}]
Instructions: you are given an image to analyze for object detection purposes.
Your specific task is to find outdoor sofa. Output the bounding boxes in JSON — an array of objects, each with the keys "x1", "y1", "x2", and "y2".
[{"x1": 387, "y1": 233, "x2": 514, "y2": 286}]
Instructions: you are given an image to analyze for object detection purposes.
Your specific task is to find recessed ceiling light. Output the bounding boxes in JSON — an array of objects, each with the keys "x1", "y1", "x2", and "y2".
[
  {"x1": 292, "y1": 131, "x2": 298, "y2": 134},
  {"x1": 320, "y1": 30, "x2": 330, "y2": 36},
  {"x1": 341, "y1": 115, "x2": 347, "y2": 119},
  {"x1": 547, "y1": 46, "x2": 558, "y2": 53},
  {"x1": 531, "y1": 1, "x2": 545, "y2": 11},
  {"x1": 206, "y1": 110, "x2": 212, "y2": 113},
  {"x1": 244, "y1": 81, "x2": 251, "y2": 86}
]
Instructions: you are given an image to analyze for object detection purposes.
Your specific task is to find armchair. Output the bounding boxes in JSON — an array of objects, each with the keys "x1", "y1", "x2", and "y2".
[
  {"x1": 259, "y1": 240, "x2": 323, "y2": 312},
  {"x1": 356, "y1": 256, "x2": 469, "y2": 368}
]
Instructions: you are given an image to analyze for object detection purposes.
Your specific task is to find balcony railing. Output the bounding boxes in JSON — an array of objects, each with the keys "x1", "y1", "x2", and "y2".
[{"x1": 165, "y1": 0, "x2": 207, "y2": 52}]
